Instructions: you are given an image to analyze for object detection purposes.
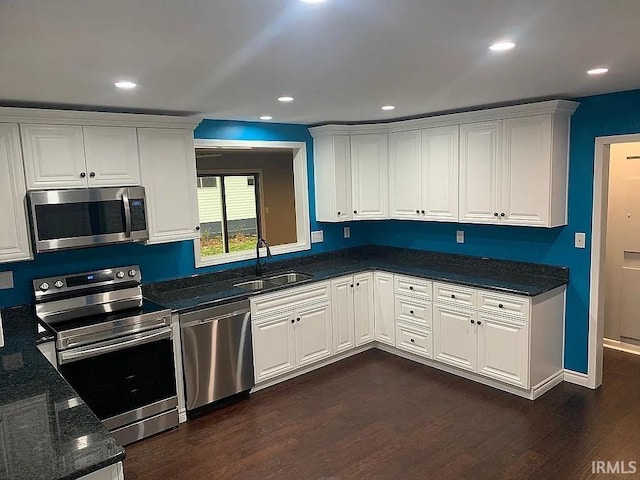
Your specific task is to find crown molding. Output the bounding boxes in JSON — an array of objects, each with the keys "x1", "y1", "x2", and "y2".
[
  {"x1": 309, "y1": 100, "x2": 579, "y2": 137},
  {"x1": 0, "y1": 107, "x2": 203, "y2": 129}
]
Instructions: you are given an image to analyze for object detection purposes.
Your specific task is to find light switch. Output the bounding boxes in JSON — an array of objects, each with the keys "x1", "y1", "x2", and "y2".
[
  {"x1": 0, "y1": 271, "x2": 13, "y2": 290},
  {"x1": 344, "y1": 226, "x2": 351, "y2": 239},
  {"x1": 575, "y1": 232, "x2": 586, "y2": 249},
  {"x1": 456, "y1": 231, "x2": 465, "y2": 244},
  {"x1": 311, "y1": 230, "x2": 324, "y2": 243}
]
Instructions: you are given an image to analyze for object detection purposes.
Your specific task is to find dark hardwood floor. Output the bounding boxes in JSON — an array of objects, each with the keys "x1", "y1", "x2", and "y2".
[{"x1": 124, "y1": 349, "x2": 640, "y2": 480}]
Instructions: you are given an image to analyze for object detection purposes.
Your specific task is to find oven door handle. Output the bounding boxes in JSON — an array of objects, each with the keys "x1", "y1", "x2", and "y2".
[
  {"x1": 58, "y1": 327, "x2": 172, "y2": 365},
  {"x1": 122, "y1": 190, "x2": 132, "y2": 238}
]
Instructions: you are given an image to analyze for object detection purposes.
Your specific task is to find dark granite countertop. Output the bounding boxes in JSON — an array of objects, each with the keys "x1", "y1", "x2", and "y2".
[
  {"x1": 144, "y1": 246, "x2": 569, "y2": 314},
  {"x1": 0, "y1": 305, "x2": 125, "y2": 480}
]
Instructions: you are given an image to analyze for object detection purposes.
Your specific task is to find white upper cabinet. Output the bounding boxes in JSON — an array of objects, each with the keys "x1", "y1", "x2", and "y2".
[
  {"x1": 311, "y1": 100, "x2": 577, "y2": 228},
  {"x1": 21, "y1": 124, "x2": 141, "y2": 189},
  {"x1": 351, "y1": 134, "x2": 389, "y2": 220},
  {"x1": 421, "y1": 125, "x2": 459, "y2": 222},
  {"x1": 83, "y1": 127, "x2": 141, "y2": 187},
  {"x1": 314, "y1": 134, "x2": 352, "y2": 222},
  {"x1": 389, "y1": 130, "x2": 422, "y2": 220},
  {"x1": 21, "y1": 125, "x2": 87, "y2": 189},
  {"x1": 459, "y1": 121, "x2": 501, "y2": 224},
  {"x1": 138, "y1": 128, "x2": 200, "y2": 244},
  {"x1": 0, "y1": 124, "x2": 32, "y2": 263}
]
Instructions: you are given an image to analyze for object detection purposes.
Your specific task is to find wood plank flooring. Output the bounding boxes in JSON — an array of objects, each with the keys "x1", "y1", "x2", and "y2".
[{"x1": 123, "y1": 348, "x2": 640, "y2": 480}]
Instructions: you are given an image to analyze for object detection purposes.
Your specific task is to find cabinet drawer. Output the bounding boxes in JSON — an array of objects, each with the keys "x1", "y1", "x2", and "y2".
[
  {"x1": 478, "y1": 291, "x2": 530, "y2": 320},
  {"x1": 251, "y1": 282, "x2": 330, "y2": 318},
  {"x1": 395, "y1": 324, "x2": 432, "y2": 359},
  {"x1": 395, "y1": 275, "x2": 432, "y2": 299},
  {"x1": 395, "y1": 296, "x2": 432, "y2": 328},
  {"x1": 434, "y1": 282, "x2": 477, "y2": 309}
]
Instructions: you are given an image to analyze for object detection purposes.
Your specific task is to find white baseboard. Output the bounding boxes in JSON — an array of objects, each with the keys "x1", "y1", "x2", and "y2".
[
  {"x1": 604, "y1": 338, "x2": 640, "y2": 356},
  {"x1": 563, "y1": 369, "x2": 590, "y2": 387},
  {"x1": 532, "y1": 371, "x2": 564, "y2": 399},
  {"x1": 252, "y1": 344, "x2": 375, "y2": 393}
]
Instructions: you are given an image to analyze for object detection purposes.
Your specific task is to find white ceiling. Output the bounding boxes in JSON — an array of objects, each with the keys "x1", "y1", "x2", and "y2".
[{"x1": 1, "y1": 0, "x2": 639, "y2": 124}]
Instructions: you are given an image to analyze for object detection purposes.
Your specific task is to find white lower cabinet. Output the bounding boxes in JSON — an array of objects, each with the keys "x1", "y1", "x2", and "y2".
[
  {"x1": 331, "y1": 276, "x2": 356, "y2": 354},
  {"x1": 296, "y1": 303, "x2": 333, "y2": 368},
  {"x1": 353, "y1": 273, "x2": 375, "y2": 346},
  {"x1": 396, "y1": 323, "x2": 432, "y2": 358},
  {"x1": 477, "y1": 312, "x2": 529, "y2": 388},
  {"x1": 433, "y1": 303, "x2": 478, "y2": 372},
  {"x1": 252, "y1": 313, "x2": 296, "y2": 383},
  {"x1": 373, "y1": 272, "x2": 395, "y2": 346}
]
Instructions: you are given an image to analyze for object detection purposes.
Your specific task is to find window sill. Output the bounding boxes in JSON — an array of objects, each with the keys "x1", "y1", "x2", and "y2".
[{"x1": 194, "y1": 241, "x2": 311, "y2": 268}]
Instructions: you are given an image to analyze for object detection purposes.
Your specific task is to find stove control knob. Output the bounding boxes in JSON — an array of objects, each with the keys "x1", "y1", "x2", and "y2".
[
  {"x1": 54, "y1": 280, "x2": 64, "y2": 289},
  {"x1": 128, "y1": 269, "x2": 137, "y2": 278},
  {"x1": 39, "y1": 282, "x2": 50, "y2": 292},
  {"x1": 116, "y1": 271, "x2": 125, "y2": 279}
]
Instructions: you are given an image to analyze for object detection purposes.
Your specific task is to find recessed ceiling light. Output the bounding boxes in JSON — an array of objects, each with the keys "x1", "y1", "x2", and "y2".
[
  {"x1": 587, "y1": 67, "x2": 609, "y2": 75},
  {"x1": 114, "y1": 80, "x2": 137, "y2": 90},
  {"x1": 278, "y1": 96, "x2": 294, "y2": 103},
  {"x1": 489, "y1": 41, "x2": 516, "y2": 52},
  {"x1": 300, "y1": 0, "x2": 327, "y2": 3},
  {"x1": 260, "y1": 115, "x2": 273, "y2": 120},
  {"x1": 381, "y1": 105, "x2": 396, "y2": 111}
]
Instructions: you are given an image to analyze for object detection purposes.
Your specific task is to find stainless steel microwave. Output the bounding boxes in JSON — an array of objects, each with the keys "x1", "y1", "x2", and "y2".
[{"x1": 27, "y1": 187, "x2": 149, "y2": 253}]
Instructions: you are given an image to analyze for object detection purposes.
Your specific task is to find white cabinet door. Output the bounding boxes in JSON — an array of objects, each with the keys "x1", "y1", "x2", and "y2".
[
  {"x1": 477, "y1": 313, "x2": 530, "y2": 388},
  {"x1": 83, "y1": 127, "x2": 141, "y2": 187},
  {"x1": 389, "y1": 130, "x2": 422, "y2": 220},
  {"x1": 296, "y1": 303, "x2": 333, "y2": 367},
  {"x1": 459, "y1": 122, "x2": 501, "y2": 224},
  {"x1": 138, "y1": 128, "x2": 200, "y2": 244},
  {"x1": 314, "y1": 135, "x2": 352, "y2": 222},
  {"x1": 21, "y1": 124, "x2": 87, "y2": 189},
  {"x1": 374, "y1": 271, "x2": 395, "y2": 346},
  {"x1": 422, "y1": 125, "x2": 459, "y2": 222},
  {"x1": 433, "y1": 303, "x2": 477, "y2": 372},
  {"x1": 0, "y1": 124, "x2": 32, "y2": 263},
  {"x1": 501, "y1": 116, "x2": 552, "y2": 226},
  {"x1": 331, "y1": 276, "x2": 356, "y2": 354},
  {"x1": 353, "y1": 272, "x2": 375, "y2": 345},
  {"x1": 252, "y1": 314, "x2": 296, "y2": 383},
  {"x1": 351, "y1": 134, "x2": 388, "y2": 220}
]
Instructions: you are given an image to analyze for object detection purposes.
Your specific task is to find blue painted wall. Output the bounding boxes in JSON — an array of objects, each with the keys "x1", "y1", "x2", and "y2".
[
  {"x1": 0, "y1": 120, "x2": 364, "y2": 308},
  {"x1": 360, "y1": 88, "x2": 640, "y2": 373}
]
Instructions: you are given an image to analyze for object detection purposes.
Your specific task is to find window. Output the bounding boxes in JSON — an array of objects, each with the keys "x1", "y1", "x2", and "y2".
[
  {"x1": 197, "y1": 174, "x2": 259, "y2": 257},
  {"x1": 193, "y1": 141, "x2": 311, "y2": 267}
]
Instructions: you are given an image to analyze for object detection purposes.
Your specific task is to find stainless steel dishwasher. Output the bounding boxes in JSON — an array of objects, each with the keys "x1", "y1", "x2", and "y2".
[{"x1": 180, "y1": 300, "x2": 254, "y2": 411}]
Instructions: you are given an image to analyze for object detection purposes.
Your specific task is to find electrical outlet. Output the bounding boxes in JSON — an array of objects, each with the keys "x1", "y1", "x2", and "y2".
[
  {"x1": 311, "y1": 230, "x2": 324, "y2": 243},
  {"x1": 575, "y1": 232, "x2": 586, "y2": 249},
  {"x1": 0, "y1": 271, "x2": 13, "y2": 290},
  {"x1": 456, "y1": 231, "x2": 465, "y2": 244},
  {"x1": 344, "y1": 226, "x2": 351, "y2": 239}
]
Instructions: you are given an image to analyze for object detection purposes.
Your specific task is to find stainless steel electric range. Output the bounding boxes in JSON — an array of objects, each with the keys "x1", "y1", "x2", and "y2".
[{"x1": 34, "y1": 266, "x2": 178, "y2": 446}]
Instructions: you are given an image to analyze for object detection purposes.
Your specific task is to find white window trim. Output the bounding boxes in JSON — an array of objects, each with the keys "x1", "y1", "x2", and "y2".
[{"x1": 193, "y1": 139, "x2": 311, "y2": 268}]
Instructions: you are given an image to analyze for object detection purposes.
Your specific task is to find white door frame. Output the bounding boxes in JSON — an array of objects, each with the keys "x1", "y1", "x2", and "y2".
[{"x1": 588, "y1": 133, "x2": 640, "y2": 388}]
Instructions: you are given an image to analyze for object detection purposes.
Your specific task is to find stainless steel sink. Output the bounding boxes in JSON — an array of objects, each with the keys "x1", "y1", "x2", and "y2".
[
  {"x1": 266, "y1": 273, "x2": 313, "y2": 286},
  {"x1": 234, "y1": 279, "x2": 273, "y2": 291}
]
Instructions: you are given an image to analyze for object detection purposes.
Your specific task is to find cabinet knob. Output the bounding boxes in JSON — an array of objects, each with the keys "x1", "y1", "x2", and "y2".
[
  {"x1": 89, "y1": 171, "x2": 96, "y2": 178},
  {"x1": 337, "y1": 211, "x2": 341, "y2": 216},
  {"x1": 421, "y1": 210, "x2": 425, "y2": 215},
  {"x1": 498, "y1": 304, "x2": 504, "y2": 309},
  {"x1": 296, "y1": 317, "x2": 301, "y2": 322},
  {"x1": 451, "y1": 294, "x2": 456, "y2": 299},
  {"x1": 350, "y1": 284, "x2": 354, "y2": 288},
  {"x1": 470, "y1": 320, "x2": 475, "y2": 324},
  {"x1": 410, "y1": 339, "x2": 415, "y2": 343},
  {"x1": 80, "y1": 172, "x2": 86, "y2": 178},
  {"x1": 416, "y1": 210, "x2": 420, "y2": 214},
  {"x1": 291, "y1": 319, "x2": 295, "y2": 324},
  {"x1": 353, "y1": 210, "x2": 357, "y2": 214},
  {"x1": 477, "y1": 321, "x2": 482, "y2": 326},
  {"x1": 500, "y1": 213, "x2": 506, "y2": 217},
  {"x1": 494, "y1": 212, "x2": 499, "y2": 217},
  {"x1": 410, "y1": 310, "x2": 414, "y2": 315},
  {"x1": 356, "y1": 282, "x2": 360, "y2": 287},
  {"x1": 409, "y1": 286, "x2": 414, "y2": 291},
  {"x1": 195, "y1": 226, "x2": 201, "y2": 231}
]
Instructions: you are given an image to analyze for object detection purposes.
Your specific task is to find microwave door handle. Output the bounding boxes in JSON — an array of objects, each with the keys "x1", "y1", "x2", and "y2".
[{"x1": 122, "y1": 190, "x2": 132, "y2": 238}]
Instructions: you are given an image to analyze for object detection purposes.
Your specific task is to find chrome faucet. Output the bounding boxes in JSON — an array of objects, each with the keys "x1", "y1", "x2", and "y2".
[{"x1": 256, "y1": 238, "x2": 272, "y2": 276}]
